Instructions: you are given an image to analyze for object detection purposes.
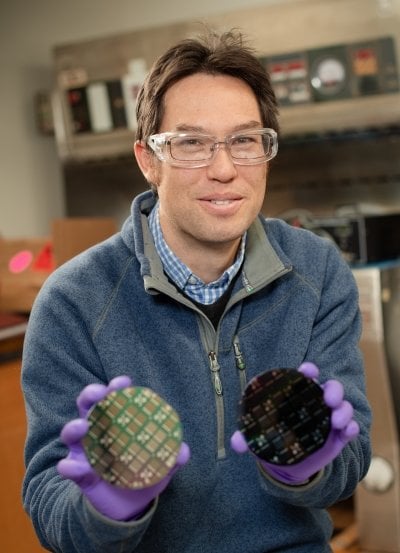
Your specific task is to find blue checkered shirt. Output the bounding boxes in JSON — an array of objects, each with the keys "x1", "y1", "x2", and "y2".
[{"x1": 148, "y1": 203, "x2": 246, "y2": 305}]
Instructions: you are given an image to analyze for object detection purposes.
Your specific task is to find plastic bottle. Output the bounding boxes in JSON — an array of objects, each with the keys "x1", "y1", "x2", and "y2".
[{"x1": 87, "y1": 82, "x2": 113, "y2": 133}]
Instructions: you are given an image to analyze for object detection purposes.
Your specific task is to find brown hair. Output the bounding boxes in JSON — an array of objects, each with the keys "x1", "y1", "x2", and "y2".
[{"x1": 135, "y1": 28, "x2": 279, "y2": 141}]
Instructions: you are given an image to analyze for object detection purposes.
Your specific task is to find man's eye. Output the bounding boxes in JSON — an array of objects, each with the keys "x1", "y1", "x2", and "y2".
[
  {"x1": 232, "y1": 135, "x2": 257, "y2": 146},
  {"x1": 185, "y1": 139, "x2": 202, "y2": 146},
  {"x1": 175, "y1": 137, "x2": 207, "y2": 149}
]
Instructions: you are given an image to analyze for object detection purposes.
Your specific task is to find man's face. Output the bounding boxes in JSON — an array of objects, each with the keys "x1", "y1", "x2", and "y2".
[{"x1": 146, "y1": 73, "x2": 268, "y2": 257}]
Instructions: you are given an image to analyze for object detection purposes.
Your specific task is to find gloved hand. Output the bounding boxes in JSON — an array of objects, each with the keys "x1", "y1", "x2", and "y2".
[
  {"x1": 231, "y1": 362, "x2": 360, "y2": 485},
  {"x1": 57, "y1": 376, "x2": 190, "y2": 521}
]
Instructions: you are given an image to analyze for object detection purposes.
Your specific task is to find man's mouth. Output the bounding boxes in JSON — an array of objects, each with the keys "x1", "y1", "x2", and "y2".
[{"x1": 210, "y1": 199, "x2": 234, "y2": 205}]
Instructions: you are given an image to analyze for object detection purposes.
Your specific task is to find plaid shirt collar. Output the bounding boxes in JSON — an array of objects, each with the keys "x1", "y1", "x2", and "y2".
[{"x1": 148, "y1": 202, "x2": 246, "y2": 305}]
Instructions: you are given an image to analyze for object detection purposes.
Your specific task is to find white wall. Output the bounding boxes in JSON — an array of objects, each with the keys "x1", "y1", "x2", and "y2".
[{"x1": 0, "y1": 0, "x2": 280, "y2": 238}]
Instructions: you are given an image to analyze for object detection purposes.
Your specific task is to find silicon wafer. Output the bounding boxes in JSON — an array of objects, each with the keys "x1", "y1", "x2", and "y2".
[
  {"x1": 238, "y1": 368, "x2": 331, "y2": 465},
  {"x1": 83, "y1": 386, "x2": 182, "y2": 488}
]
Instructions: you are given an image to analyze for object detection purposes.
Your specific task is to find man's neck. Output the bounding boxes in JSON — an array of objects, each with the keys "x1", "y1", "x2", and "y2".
[
  {"x1": 164, "y1": 233, "x2": 241, "y2": 284},
  {"x1": 184, "y1": 244, "x2": 240, "y2": 283}
]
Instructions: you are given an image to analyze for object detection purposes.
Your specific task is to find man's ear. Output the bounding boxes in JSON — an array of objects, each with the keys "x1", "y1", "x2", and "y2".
[{"x1": 134, "y1": 141, "x2": 158, "y2": 184}]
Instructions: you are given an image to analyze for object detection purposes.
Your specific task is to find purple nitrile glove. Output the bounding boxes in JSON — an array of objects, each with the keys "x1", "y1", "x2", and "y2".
[
  {"x1": 57, "y1": 376, "x2": 190, "y2": 521},
  {"x1": 231, "y1": 362, "x2": 360, "y2": 485}
]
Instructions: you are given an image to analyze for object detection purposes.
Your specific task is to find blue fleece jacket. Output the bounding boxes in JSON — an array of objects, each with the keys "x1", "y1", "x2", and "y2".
[{"x1": 22, "y1": 190, "x2": 371, "y2": 553}]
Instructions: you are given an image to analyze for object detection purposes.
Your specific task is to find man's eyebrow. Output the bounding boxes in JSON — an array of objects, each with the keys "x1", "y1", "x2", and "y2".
[
  {"x1": 174, "y1": 121, "x2": 263, "y2": 134},
  {"x1": 174, "y1": 124, "x2": 205, "y2": 133},
  {"x1": 231, "y1": 121, "x2": 263, "y2": 132}
]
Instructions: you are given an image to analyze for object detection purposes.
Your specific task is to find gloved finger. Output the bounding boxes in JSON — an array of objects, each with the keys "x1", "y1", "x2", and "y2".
[
  {"x1": 323, "y1": 379, "x2": 344, "y2": 408},
  {"x1": 297, "y1": 362, "x2": 319, "y2": 380},
  {"x1": 230, "y1": 430, "x2": 249, "y2": 454},
  {"x1": 175, "y1": 442, "x2": 191, "y2": 467},
  {"x1": 331, "y1": 400, "x2": 354, "y2": 430},
  {"x1": 60, "y1": 418, "x2": 89, "y2": 447},
  {"x1": 339, "y1": 419, "x2": 360, "y2": 443},
  {"x1": 107, "y1": 375, "x2": 132, "y2": 394},
  {"x1": 57, "y1": 457, "x2": 96, "y2": 484},
  {"x1": 167, "y1": 442, "x2": 191, "y2": 480},
  {"x1": 77, "y1": 383, "x2": 108, "y2": 417}
]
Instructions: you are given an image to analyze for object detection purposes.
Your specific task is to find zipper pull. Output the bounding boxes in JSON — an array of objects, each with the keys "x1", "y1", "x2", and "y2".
[
  {"x1": 208, "y1": 351, "x2": 223, "y2": 396},
  {"x1": 241, "y1": 270, "x2": 254, "y2": 293},
  {"x1": 233, "y1": 339, "x2": 246, "y2": 371}
]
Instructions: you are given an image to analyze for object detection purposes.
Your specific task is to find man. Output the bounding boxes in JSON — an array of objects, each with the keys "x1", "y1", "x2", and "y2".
[{"x1": 22, "y1": 29, "x2": 371, "y2": 553}]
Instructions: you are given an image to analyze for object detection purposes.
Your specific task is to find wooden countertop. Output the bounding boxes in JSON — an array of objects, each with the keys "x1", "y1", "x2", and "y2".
[{"x1": 0, "y1": 357, "x2": 47, "y2": 552}]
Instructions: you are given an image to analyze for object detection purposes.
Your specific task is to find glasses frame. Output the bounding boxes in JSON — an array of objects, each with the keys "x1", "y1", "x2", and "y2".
[{"x1": 146, "y1": 128, "x2": 278, "y2": 168}]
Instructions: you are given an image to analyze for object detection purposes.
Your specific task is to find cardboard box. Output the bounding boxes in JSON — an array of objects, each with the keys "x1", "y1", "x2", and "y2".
[
  {"x1": 0, "y1": 237, "x2": 53, "y2": 313},
  {"x1": 0, "y1": 217, "x2": 117, "y2": 313},
  {"x1": 52, "y1": 217, "x2": 117, "y2": 267}
]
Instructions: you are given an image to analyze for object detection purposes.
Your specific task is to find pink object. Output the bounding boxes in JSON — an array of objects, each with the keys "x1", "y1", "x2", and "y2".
[{"x1": 8, "y1": 250, "x2": 33, "y2": 273}]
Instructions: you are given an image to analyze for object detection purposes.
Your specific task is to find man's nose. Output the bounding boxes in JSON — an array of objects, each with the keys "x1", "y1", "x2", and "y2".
[{"x1": 207, "y1": 143, "x2": 238, "y2": 180}]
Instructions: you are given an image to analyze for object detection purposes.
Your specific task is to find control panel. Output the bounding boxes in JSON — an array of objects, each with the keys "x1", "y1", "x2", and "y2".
[{"x1": 260, "y1": 37, "x2": 399, "y2": 106}]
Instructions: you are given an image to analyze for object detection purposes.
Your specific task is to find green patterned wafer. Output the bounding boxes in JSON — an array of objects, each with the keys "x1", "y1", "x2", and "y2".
[{"x1": 83, "y1": 387, "x2": 182, "y2": 488}]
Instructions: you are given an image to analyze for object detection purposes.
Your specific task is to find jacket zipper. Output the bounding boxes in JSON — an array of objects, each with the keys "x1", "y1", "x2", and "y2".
[
  {"x1": 233, "y1": 335, "x2": 247, "y2": 393},
  {"x1": 208, "y1": 351, "x2": 223, "y2": 395},
  {"x1": 208, "y1": 351, "x2": 225, "y2": 458}
]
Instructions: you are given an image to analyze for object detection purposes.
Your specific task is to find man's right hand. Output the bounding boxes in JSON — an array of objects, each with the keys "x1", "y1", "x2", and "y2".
[{"x1": 57, "y1": 376, "x2": 190, "y2": 521}]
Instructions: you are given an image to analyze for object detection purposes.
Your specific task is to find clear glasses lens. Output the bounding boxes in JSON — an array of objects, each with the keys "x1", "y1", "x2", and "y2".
[
  {"x1": 148, "y1": 129, "x2": 278, "y2": 167},
  {"x1": 170, "y1": 135, "x2": 215, "y2": 162}
]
